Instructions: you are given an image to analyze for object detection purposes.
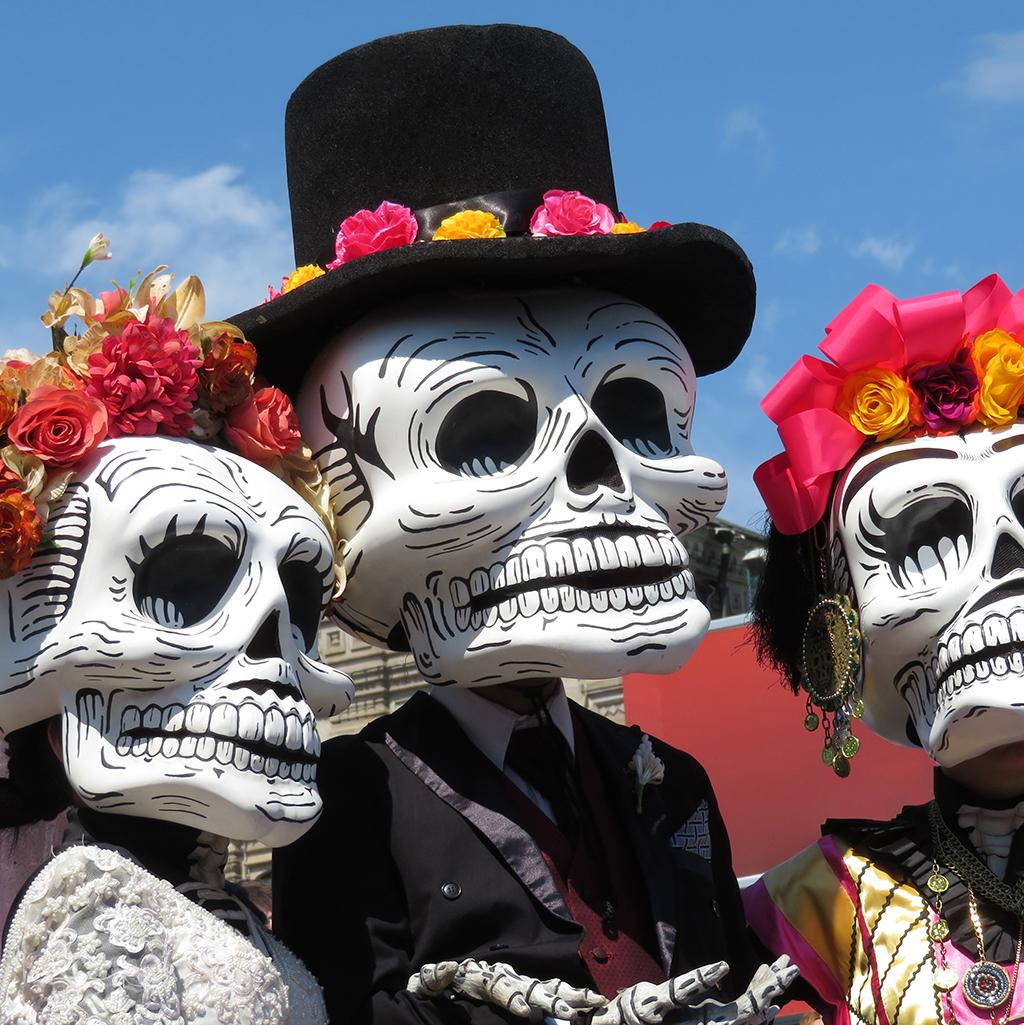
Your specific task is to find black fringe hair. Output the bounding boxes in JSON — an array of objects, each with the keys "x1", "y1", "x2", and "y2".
[
  {"x1": 0, "y1": 718, "x2": 74, "y2": 829},
  {"x1": 750, "y1": 516, "x2": 824, "y2": 696}
]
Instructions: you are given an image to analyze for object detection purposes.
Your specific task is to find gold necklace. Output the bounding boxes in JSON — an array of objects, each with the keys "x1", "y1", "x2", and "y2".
[
  {"x1": 962, "y1": 882, "x2": 1024, "y2": 1016},
  {"x1": 929, "y1": 802, "x2": 1024, "y2": 917},
  {"x1": 927, "y1": 803, "x2": 1024, "y2": 1019}
]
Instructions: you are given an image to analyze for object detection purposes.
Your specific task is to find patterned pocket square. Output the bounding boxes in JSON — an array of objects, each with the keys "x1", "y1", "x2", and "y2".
[{"x1": 670, "y1": 798, "x2": 711, "y2": 859}]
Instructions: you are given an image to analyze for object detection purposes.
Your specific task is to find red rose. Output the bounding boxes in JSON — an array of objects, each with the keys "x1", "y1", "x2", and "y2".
[
  {"x1": 0, "y1": 485, "x2": 43, "y2": 577},
  {"x1": 85, "y1": 315, "x2": 202, "y2": 437},
  {"x1": 7, "y1": 385, "x2": 108, "y2": 467},
  {"x1": 327, "y1": 201, "x2": 418, "y2": 269},
  {"x1": 648, "y1": 220, "x2": 672, "y2": 231},
  {"x1": 222, "y1": 387, "x2": 302, "y2": 463},
  {"x1": 529, "y1": 190, "x2": 615, "y2": 237}
]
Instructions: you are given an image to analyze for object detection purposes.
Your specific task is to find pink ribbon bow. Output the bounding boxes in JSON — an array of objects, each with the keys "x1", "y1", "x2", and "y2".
[{"x1": 754, "y1": 274, "x2": 1024, "y2": 535}]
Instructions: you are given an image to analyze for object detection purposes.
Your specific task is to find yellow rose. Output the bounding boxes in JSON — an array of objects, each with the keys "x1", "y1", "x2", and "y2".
[
  {"x1": 282, "y1": 264, "x2": 326, "y2": 293},
  {"x1": 611, "y1": 221, "x2": 644, "y2": 234},
  {"x1": 432, "y1": 210, "x2": 506, "y2": 241},
  {"x1": 836, "y1": 367, "x2": 911, "y2": 440},
  {"x1": 972, "y1": 329, "x2": 1024, "y2": 427}
]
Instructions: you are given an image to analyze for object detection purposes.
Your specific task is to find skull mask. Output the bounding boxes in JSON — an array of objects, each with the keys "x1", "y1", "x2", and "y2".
[
  {"x1": 0, "y1": 435, "x2": 354, "y2": 846},
  {"x1": 833, "y1": 421, "x2": 1024, "y2": 766},
  {"x1": 298, "y1": 286, "x2": 727, "y2": 687}
]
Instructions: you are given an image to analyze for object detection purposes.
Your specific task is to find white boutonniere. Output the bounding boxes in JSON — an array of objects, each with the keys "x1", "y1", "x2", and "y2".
[{"x1": 628, "y1": 734, "x2": 665, "y2": 813}]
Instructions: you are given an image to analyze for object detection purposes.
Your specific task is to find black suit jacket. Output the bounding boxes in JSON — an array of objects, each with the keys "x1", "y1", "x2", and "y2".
[{"x1": 274, "y1": 693, "x2": 755, "y2": 1025}]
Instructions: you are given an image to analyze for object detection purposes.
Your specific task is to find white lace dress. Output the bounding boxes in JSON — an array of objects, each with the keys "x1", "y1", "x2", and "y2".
[{"x1": 0, "y1": 844, "x2": 327, "y2": 1025}]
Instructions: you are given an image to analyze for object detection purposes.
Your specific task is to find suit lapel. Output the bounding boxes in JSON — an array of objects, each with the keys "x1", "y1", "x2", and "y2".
[
  {"x1": 383, "y1": 692, "x2": 574, "y2": 924},
  {"x1": 573, "y1": 707, "x2": 679, "y2": 975}
]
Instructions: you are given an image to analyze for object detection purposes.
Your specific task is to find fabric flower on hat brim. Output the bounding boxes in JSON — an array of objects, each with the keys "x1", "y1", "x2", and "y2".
[
  {"x1": 328, "y1": 200, "x2": 418, "y2": 269},
  {"x1": 432, "y1": 210, "x2": 506, "y2": 241},
  {"x1": 529, "y1": 189, "x2": 615, "y2": 237}
]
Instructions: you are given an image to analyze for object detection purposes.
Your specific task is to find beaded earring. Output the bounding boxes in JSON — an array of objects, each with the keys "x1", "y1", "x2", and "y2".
[{"x1": 800, "y1": 528, "x2": 864, "y2": 777}]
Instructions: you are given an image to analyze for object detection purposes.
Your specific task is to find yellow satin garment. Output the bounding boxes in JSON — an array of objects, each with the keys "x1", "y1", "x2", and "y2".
[{"x1": 759, "y1": 838, "x2": 939, "y2": 1025}]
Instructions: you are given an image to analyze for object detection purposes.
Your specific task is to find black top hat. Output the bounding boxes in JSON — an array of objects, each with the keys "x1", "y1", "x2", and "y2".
[{"x1": 229, "y1": 24, "x2": 756, "y2": 396}]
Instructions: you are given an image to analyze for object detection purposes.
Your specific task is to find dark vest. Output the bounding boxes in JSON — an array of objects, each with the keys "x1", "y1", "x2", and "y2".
[{"x1": 502, "y1": 714, "x2": 664, "y2": 997}]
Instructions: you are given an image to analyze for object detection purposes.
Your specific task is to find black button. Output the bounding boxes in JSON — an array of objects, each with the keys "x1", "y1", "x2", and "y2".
[
  {"x1": 489, "y1": 943, "x2": 509, "y2": 951},
  {"x1": 591, "y1": 948, "x2": 609, "y2": 964},
  {"x1": 441, "y1": 881, "x2": 462, "y2": 900},
  {"x1": 711, "y1": 899, "x2": 721, "y2": 917}
]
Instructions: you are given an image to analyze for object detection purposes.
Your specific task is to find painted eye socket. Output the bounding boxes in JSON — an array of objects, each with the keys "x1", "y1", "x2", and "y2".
[
  {"x1": 860, "y1": 493, "x2": 972, "y2": 590},
  {"x1": 591, "y1": 377, "x2": 671, "y2": 456},
  {"x1": 280, "y1": 559, "x2": 324, "y2": 651},
  {"x1": 436, "y1": 383, "x2": 538, "y2": 476},
  {"x1": 133, "y1": 527, "x2": 240, "y2": 628}
]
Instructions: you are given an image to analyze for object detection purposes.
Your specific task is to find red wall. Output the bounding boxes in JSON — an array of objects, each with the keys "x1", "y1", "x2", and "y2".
[{"x1": 624, "y1": 620, "x2": 933, "y2": 877}]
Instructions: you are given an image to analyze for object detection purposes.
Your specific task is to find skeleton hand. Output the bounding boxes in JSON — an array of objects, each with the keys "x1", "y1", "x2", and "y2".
[
  {"x1": 590, "y1": 960, "x2": 729, "y2": 1025},
  {"x1": 408, "y1": 958, "x2": 607, "y2": 1020},
  {"x1": 591, "y1": 957, "x2": 796, "y2": 1025}
]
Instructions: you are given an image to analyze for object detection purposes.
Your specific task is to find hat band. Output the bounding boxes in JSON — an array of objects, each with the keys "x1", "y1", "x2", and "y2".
[{"x1": 413, "y1": 187, "x2": 547, "y2": 238}]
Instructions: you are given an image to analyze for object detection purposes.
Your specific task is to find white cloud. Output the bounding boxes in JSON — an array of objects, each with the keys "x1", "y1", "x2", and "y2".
[
  {"x1": 921, "y1": 257, "x2": 964, "y2": 282},
  {"x1": 758, "y1": 298, "x2": 783, "y2": 336},
  {"x1": 960, "y1": 31, "x2": 1024, "y2": 102},
  {"x1": 851, "y1": 235, "x2": 914, "y2": 272},
  {"x1": 0, "y1": 165, "x2": 292, "y2": 319},
  {"x1": 720, "y1": 106, "x2": 769, "y2": 146},
  {"x1": 741, "y1": 353, "x2": 776, "y2": 399},
  {"x1": 774, "y1": 226, "x2": 820, "y2": 256}
]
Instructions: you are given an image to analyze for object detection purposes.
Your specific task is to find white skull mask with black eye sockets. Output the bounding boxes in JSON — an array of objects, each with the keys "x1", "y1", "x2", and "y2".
[
  {"x1": 299, "y1": 287, "x2": 729, "y2": 687},
  {"x1": 833, "y1": 421, "x2": 1024, "y2": 766},
  {"x1": 0, "y1": 435, "x2": 354, "y2": 846}
]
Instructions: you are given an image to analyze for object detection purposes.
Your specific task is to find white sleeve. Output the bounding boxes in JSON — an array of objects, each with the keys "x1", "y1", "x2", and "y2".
[{"x1": 0, "y1": 845, "x2": 186, "y2": 1025}]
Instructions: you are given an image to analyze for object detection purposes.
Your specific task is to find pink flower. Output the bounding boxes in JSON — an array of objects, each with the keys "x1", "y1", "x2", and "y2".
[
  {"x1": 94, "y1": 288, "x2": 129, "y2": 322},
  {"x1": 222, "y1": 387, "x2": 302, "y2": 462},
  {"x1": 529, "y1": 190, "x2": 615, "y2": 237},
  {"x1": 85, "y1": 315, "x2": 202, "y2": 437},
  {"x1": 327, "y1": 201, "x2": 418, "y2": 269}
]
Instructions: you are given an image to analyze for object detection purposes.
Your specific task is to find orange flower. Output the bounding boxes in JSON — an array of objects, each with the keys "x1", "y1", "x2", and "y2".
[
  {"x1": 222, "y1": 387, "x2": 302, "y2": 463},
  {"x1": 282, "y1": 264, "x2": 326, "y2": 293},
  {"x1": 611, "y1": 221, "x2": 644, "y2": 234},
  {"x1": 836, "y1": 367, "x2": 911, "y2": 440},
  {"x1": 0, "y1": 379, "x2": 17, "y2": 433},
  {"x1": 0, "y1": 486, "x2": 43, "y2": 577},
  {"x1": 432, "y1": 210, "x2": 506, "y2": 241},
  {"x1": 972, "y1": 329, "x2": 1024, "y2": 427},
  {"x1": 200, "y1": 334, "x2": 257, "y2": 413}
]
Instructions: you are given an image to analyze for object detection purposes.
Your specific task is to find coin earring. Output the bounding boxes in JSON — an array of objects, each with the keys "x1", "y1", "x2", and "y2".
[{"x1": 800, "y1": 531, "x2": 864, "y2": 777}]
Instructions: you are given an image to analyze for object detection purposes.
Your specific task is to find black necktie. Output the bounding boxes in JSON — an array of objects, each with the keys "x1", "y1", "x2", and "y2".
[{"x1": 505, "y1": 721, "x2": 581, "y2": 843}]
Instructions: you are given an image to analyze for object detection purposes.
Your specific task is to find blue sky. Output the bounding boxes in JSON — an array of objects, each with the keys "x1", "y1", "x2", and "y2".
[{"x1": 2, "y1": 2, "x2": 1022, "y2": 527}]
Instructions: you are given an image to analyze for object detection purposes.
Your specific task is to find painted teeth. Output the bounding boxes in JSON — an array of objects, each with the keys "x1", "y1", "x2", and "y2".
[
  {"x1": 116, "y1": 700, "x2": 320, "y2": 779},
  {"x1": 447, "y1": 532, "x2": 692, "y2": 629}
]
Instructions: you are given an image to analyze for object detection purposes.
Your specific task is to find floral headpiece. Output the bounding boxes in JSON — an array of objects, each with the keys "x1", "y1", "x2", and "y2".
[
  {"x1": 755, "y1": 274, "x2": 1024, "y2": 535},
  {"x1": 266, "y1": 189, "x2": 671, "y2": 300},
  {"x1": 0, "y1": 233, "x2": 339, "y2": 582}
]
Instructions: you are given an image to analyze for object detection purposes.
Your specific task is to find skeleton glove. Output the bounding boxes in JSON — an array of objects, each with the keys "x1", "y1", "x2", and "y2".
[
  {"x1": 408, "y1": 959, "x2": 607, "y2": 1020},
  {"x1": 591, "y1": 957, "x2": 796, "y2": 1025}
]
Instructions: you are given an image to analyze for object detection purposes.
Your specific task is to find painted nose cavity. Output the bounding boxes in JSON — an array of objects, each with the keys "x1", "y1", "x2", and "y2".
[
  {"x1": 247, "y1": 610, "x2": 284, "y2": 660},
  {"x1": 566, "y1": 430, "x2": 624, "y2": 495},
  {"x1": 990, "y1": 532, "x2": 1024, "y2": 580}
]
